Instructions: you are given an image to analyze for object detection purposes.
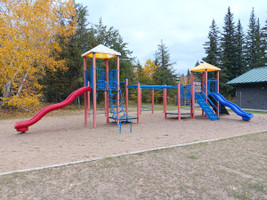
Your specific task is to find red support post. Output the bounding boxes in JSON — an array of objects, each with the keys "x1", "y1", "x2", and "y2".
[
  {"x1": 116, "y1": 56, "x2": 120, "y2": 123},
  {"x1": 191, "y1": 82, "x2": 195, "y2": 119},
  {"x1": 125, "y1": 78, "x2": 128, "y2": 116},
  {"x1": 202, "y1": 72, "x2": 204, "y2": 116},
  {"x1": 83, "y1": 57, "x2": 87, "y2": 125},
  {"x1": 216, "y1": 70, "x2": 220, "y2": 117},
  {"x1": 205, "y1": 69, "x2": 208, "y2": 101},
  {"x1": 164, "y1": 88, "x2": 167, "y2": 118},
  {"x1": 137, "y1": 83, "x2": 140, "y2": 124},
  {"x1": 93, "y1": 53, "x2": 97, "y2": 128},
  {"x1": 205, "y1": 69, "x2": 208, "y2": 118},
  {"x1": 140, "y1": 88, "x2": 142, "y2": 115},
  {"x1": 178, "y1": 83, "x2": 181, "y2": 120},
  {"x1": 190, "y1": 71, "x2": 193, "y2": 83},
  {"x1": 106, "y1": 59, "x2": 109, "y2": 123},
  {"x1": 88, "y1": 81, "x2": 90, "y2": 118},
  {"x1": 152, "y1": 89, "x2": 154, "y2": 114},
  {"x1": 217, "y1": 70, "x2": 219, "y2": 93}
]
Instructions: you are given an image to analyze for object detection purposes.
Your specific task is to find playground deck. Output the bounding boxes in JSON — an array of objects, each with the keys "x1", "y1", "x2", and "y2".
[{"x1": 1, "y1": 110, "x2": 267, "y2": 174}]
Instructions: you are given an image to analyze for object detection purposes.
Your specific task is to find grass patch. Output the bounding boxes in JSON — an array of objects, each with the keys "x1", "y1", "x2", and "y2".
[
  {"x1": 0, "y1": 101, "x2": 180, "y2": 121},
  {"x1": 187, "y1": 155, "x2": 199, "y2": 160},
  {"x1": 244, "y1": 110, "x2": 267, "y2": 114},
  {"x1": 0, "y1": 103, "x2": 84, "y2": 120}
]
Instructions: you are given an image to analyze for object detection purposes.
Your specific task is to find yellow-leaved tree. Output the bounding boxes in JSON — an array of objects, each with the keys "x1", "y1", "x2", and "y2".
[
  {"x1": 0, "y1": 0, "x2": 76, "y2": 108},
  {"x1": 143, "y1": 59, "x2": 159, "y2": 81}
]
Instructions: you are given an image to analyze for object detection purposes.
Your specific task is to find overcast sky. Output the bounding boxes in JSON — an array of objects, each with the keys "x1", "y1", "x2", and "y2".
[{"x1": 76, "y1": 0, "x2": 266, "y2": 74}]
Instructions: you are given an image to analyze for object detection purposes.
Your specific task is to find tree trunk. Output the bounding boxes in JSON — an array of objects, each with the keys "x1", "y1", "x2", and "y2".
[
  {"x1": 16, "y1": 72, "x2": 28, "y2": 97},
  {"x1": 3, "y1": 81, "x2": 12, "y2": 98}
]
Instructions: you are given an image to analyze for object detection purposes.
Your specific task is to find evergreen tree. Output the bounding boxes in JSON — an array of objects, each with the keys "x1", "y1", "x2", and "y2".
[
  {"x1": 192, "y1": 61, "x2": 201, "y2": 81},
  {"x1": 235, "y1": 20, "x2": 246, "y2": 75},
  {"x1": 203, "y1": 19, "x2": 221, "y2": 66},
  {"x1": 262, "y1": 20, "x2": 267, "y2": 65},
  {"x1": 44, "y1": 2, "x2": 90, "y2": 102},
  {"x1": 245, "y1": 8, "x2": 266, "y2": 69},
  {"x1": 254, "y1": 18, "x2": 266, "y2": 67},
  {"x1": 89, "y1": 18, "x2": 135, "y2": 83},
  {"x1": 43, "y1": 7, "x2": 135, "y2": 102},
  {"x1": 153, "y1": 40, "x2": 177, "y2": 85},
  {"x1": 220, "y1": 7, "x2": 236, "y2": 96},
  {"x1": 221, "y1": 7, "x2": 236, "y2": 77},
  {"x1": 245, "y1": 8, "x2": 258, "y2": 69}
]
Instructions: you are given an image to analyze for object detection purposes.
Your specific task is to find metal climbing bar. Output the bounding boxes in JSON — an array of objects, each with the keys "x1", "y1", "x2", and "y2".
[{"x1": 107, "y1": 81, "x2": 132, "y2": 133}]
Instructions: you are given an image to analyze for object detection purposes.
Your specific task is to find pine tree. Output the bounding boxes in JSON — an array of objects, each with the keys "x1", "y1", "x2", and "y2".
[
  {"x1": 235, "y1": 20, "x2": 246, "y2": 75},
  {"x1": 220, "y1": 7, "x2": 236, "y2": 96},
  {"x1": 221, "y1": 7, "x2": 236, "y2": 78},
  {"x1": 193, "y1": 61, "x2": 201, "y2": 81},
  {"x1": 245, "y1": 8, "x2": 258, "y2": 69},
  {"x1": 262, "y1": 20, "x2": 267, "y2": 65},
  {"x1": 89, "y1": 18, "x2": 134, "y2": 83},
  {"x1": 254, "y1": 18, "x2": 265, "y2": 67},
  {"x1": 153, "y1": 40, "x2": 177, "y2": 85},
  {"x1": 44, "y1": 2, "x2": 90, "y2": 102},
  {"x1": 203, "y1": 19, "x2": 221, "y2": 66}
]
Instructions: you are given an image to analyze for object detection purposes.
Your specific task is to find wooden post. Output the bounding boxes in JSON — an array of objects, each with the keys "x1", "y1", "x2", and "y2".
[
  {"x1": 93, "y1": 53, "x2": 97, "y2": 128},
  {"x1": 191, "y1": 82, "x2": 195, "y2": 119},
  {"x1": 190, "y1": 71, "x2": 193, "y2": 83},
  {"x1": 216, "y1": 70, "x2": 220, "y2": 117},
  {"x1": 178, "y1": 83, "x2": 181, "y2": 120},
  {"x1": 205, "y1": 69, "x2": 208, "y2": 118},
  {"x1": 164, "y1": 88, "x2": 167, "y2": 118},
  {"x1": 202, "y1": 72, "x2": 204, "y2": 116},
  {"x1": 140, "y1": 87, "x2": 142, "y2": 115},
  {"x1": 83, "y1": 57, "x2": 87, "y2": 125},
  {"x1": 88, "y1": 81, "x2": 90, "y2": 118},
  {"x1": 152, "y1": 89, "x2": 154, "y2": 114}
]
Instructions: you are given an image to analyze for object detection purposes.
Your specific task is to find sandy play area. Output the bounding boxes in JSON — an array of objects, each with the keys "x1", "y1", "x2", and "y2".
[{"x1": 0, "y1": 110, "x2": 267, "y2": 174}]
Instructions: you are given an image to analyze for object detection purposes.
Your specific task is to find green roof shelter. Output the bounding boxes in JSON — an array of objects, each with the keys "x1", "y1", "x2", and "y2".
[{"x1": 227, "y1": 66, "x2": 267, "y2": 110}]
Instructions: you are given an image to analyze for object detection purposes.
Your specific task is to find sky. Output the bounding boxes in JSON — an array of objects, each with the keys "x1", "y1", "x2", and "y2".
[{"x1": 76, "y1": 0, "x2": 266, "y2": 74}]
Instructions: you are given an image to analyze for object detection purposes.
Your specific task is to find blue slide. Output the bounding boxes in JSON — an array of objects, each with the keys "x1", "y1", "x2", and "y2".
[{"x1": 211, "y1": 92, "x2": 253, "y2": 121}]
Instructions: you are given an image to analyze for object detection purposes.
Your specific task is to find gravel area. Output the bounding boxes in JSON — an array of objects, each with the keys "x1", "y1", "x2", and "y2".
[{"x1": 0, "y1": 110, "x2": 267, "y2": 174}]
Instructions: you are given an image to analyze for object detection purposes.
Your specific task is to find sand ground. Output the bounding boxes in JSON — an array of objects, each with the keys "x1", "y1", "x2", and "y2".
[{"x1": 0, "y1": 110, "x2": 267, "y2": 174}]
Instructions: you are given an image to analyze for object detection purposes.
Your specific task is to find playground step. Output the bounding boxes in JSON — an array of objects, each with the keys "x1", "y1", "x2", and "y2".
[{"x1": 196, "y1": 95, "x2": 219, "y2": 121}]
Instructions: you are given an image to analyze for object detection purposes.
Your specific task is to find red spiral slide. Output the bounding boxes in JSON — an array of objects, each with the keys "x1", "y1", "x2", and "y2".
[{"x1": 15, "y1": 86, "x2": 91, "y2": 133}]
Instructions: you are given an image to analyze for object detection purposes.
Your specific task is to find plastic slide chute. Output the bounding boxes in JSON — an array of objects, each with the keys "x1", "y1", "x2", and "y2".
[
  {"x1": 211, "y1": 92, "x2": 253, "y2": 121},
  {"x1": 14, "y1": 86, "x2": 91, "y2": 133}
]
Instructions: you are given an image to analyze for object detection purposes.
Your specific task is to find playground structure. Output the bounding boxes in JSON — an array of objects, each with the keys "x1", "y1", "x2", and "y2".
[
  {"x1": 81, "y1": 45, "x2": 253, "y2": 131},
  {"x1": 14, "y1": 44, "x2": 253, "y2": 133},
  {"x1": 82, "y1": 44, "x2": 133, "y2": 132}
]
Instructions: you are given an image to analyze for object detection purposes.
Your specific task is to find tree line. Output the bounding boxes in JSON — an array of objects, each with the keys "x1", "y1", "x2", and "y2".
[
  {"x1": 1, "y1": 2, "x2": 266, "y2": 109},
  {"x1": 202, "y1": 7, "x2": 266, "y2": 96},
  {"x1": 0, "y1": 0, "x2": 177, "y2": 108}
]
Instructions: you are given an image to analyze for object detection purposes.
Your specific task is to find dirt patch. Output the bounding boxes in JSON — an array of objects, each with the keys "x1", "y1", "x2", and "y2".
[
  {"x1": 0, "y1": 132, "x2": 266, "y2": 200},
  {"x1": 0, "y1": 110, "x2": 267, "y2": 174}
]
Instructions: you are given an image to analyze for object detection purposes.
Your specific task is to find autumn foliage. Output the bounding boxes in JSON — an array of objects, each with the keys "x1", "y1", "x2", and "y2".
[{"x1": 0, "y1": 0, "x2": 76, "y2": 108}]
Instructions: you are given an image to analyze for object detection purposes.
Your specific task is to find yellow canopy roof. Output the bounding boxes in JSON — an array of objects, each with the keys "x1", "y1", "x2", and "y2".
[
  {"x1": 81, "y1": 44, "x2": 121, "y2": 59},
  {"x1": 190, "y1": 62, "x2": 221, "y2": 72}
]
